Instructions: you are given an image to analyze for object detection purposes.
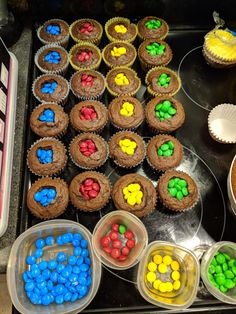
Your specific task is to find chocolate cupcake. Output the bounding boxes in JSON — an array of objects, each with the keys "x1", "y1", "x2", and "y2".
[
  {"x1": 69, "y1": 19, "x2": 103, "y2": 45},
  {"x1": 145, "y1": 66, "x2": 181, "y2": 97},
  {"x1": 106, "y1": 67, "x2": 141, "y2": 97},
  {"x1": 69, "y1": 42, "x2": 102, "y2": 71},
  {"x1": 70, "y1": 100, "x2": 108, "y2": 133},
  {"x1": 69, "y1": 171, "x2": 111, "y2": 212},
  {"x1": 146, "y1": 135, "x2": 183, "y2": 171},
  {"x1": 157, "y1": 170, "x2": 199, "y2": 212},
  {"x1": 27, "y1": 138, "x2": 67, "y2": 177},
  {"x1": 35, "y1": 44, "x2": 69, "y2": 75},
  {"x1": 105, "y1": 17, "x2": 137, "y2": 43},
  {"x1": 108, "y1": 96, "x2": 144, "y2": 130},
  {"x1": 30, "y1": 103, "x2": 69, "y2": 138},
  {"x1": 109, "y1": 131, "x2": 145, "y2": 168},
  {"x1": 137, "y1": 16, "x2": 169, "y2": 40},
  {"x1": 70, "y1": 70, "x2": 106, "y2": 100},
  {"x1": 27, "y1": 177, "x2": 69, "y2": 219},
  {"x1": 145, "y1": 96, "x2": 185, "y2": 133},
  {"x1": 112, "y1": 173, "x2": 157, "y2": 218},
  {"x1": 138, "y1": 39, "x2": 172, "y2": 71},
  {"x1": 32, "y1": 74, "x2": 69, "y2": 105},
  {"x1": 37, "y1": 19, "x2": 69, "y2": 47},
  {"x1": 69, "y1": 133, "x2": 108, "y2": 169},
  {"x1": 102, "y1": 41, "x2": 137, "y2": 68}
]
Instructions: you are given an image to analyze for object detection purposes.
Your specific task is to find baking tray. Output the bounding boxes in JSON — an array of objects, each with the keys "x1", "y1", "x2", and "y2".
[{"x1": 16, "y1": 25, "x2": 236, "y2": 313}]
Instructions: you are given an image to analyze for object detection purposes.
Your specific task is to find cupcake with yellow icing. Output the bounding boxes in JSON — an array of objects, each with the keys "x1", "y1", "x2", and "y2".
[{"x1": 203, "y1": 29, "x2": 236, "y2": 68}]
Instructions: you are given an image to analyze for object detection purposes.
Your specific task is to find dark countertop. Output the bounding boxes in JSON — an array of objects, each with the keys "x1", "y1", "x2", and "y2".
[{"x1": 0, "y1": 26, "x2": 32, "y2": 273}]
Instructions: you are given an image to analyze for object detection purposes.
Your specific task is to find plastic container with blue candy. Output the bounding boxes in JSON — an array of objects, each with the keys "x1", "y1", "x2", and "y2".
[{"x1": 7, "y1": 220, "x2": 102, "y2": 314}]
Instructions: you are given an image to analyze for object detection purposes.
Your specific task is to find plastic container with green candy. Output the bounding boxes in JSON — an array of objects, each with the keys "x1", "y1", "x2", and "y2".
[{"x1": 201, "y1": 241, "x2": 236, "y2": 305}]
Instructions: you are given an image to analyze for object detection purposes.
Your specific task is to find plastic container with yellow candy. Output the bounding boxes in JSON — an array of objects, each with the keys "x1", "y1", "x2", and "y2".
[{"x1": 137, "y1": 241, "x2": 200, "y2": 310}]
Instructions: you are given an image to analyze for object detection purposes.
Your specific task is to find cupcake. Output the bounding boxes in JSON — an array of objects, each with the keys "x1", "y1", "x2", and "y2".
[
  {"x1": 27, "y1": 177, "x2": 69, "y2": 219},
  {"x1": 106, "y1": 66, "x2": 141, "y2": 97},
  {"x1": 203, "y1": 29, "x2": 236, "y2": 68},
  {"x1": 137, "y1": 16, "x2": 169, "y2": 40},
  {"x1": 30, "y1": 103, "x2": 69, "y2": 138},
  {"x1": 105, "y1": 17, "x2": 137, "y2": 43},
  {"x1": 27, "y1": 138, "x2": 67, "y2": 177},
  {"x1": 146, "y1": 134, "x2": 183, "y2": 171},
  {"x1": 69, "y1": 18, "x2": 103, "y2": 45},
  {"x1": 112, "y1": 173, "x2": 157, "y2": 218},
  {"x1": 102, "y1": 41, "x2": 137, "y2": 68},
  {"x1": 70, "y1": 70, "x2": 106, "y2": 100},
  {"x1": 69, "y1": 133, "x2": 108, "y2": 169},
  {"x1": 32, "y1": 74, "x2": 69, "y2": 105},
  {"x1": 69, "y1": 171, "x2": 111, "y2": 212},
  {"x1": 145, "y1": 96, "x2": 185, "y2": 133},
  {"x1": 69, "y1": 42, "x2": 102, "y2": 71},
  {"x1": 37, "y1": 19, "x2": 69, "y2": 47},
  {"x1": 138, "y1": 39, "x2": 172, "y2": 71},
  {"x1": 108, "y1": 96, "x2": 144, "y2": 130},
  {"x1": 145, "y1": 66, "x2": 181, "y2": 97},
  {"x1": 70, "y1": 100, "x2": 108, "y2": 133},
  {"x1": 34, "y1": 44, "x2": 69, "y2": 75},
  {"x1": 157, "y1": 170, "x2": 199, "y2": 212},
  {"x1": 109, "y1": 131, "x2": 145, "y2": 168}
]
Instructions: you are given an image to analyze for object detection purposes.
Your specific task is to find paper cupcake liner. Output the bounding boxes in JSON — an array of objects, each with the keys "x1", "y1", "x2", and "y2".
[
  {"x1": 208, "y1": 103, "x2": 236, "y2": 144},
  {"x1": 157, "y1": 170, "x2": 200, "y2": 212},
  {"x1": 145, "y1": 66, "x2": 181, "y2": 97},
  {"x1": 105, "y1": 17, "x2": 138, "y2": 43},
  {"x1": 27, "y1": 137, "x2": 68, "y2": 177},
  {"x1": 37, "y1": 19, "x2": 70, "y2": 48},
  {"x1": 70, "y1": 101, "x2": 108, "y2": 134},
  {"x1": 106, "y1": 66, "x2": 141, "y2": 97},
  {"x1": 138, "y1": 42, "x2": 173, "y2": 72},
  {"x1": 108, "y1": 130, "x2": 146, "y2": 169},
  {"x1": 69, "y1": 133, "x2": 109, "y2": 170},
  {"x1": 27, "y1": 177, "x2": 69, "y2": 220},
  {"x1": 69, "y1": 171, "x2": 112, "y2": 212},
  {"x1": 69, "y1": 70, "x2": 106, "y2": 101},
  {"x1": 137, "y1": 23, "x2": 169, "y2": 42},
  {"x1": 31, "y1": 102, "x2": 69, "y2": 138},
  {"x1": 202, "y1": 44, "x2": 236, "y2": 69},
  {"x1": 102, "y1": 41, "x2": 137, "y2": 69},
  {"x1": 146, "y1": 134, "x2": 183, "y2": 173},
  {"x1": 69, "y1": 19, "x2": 103, "y2": 46},
  {"x1": 68, "y1": 42, "x2": 102, "y2": 71},
  {"x1": 34, "y1": 44, "x2": 69, "y2": 75},
  {"x1": 32, "y1": 74, "x2": 70, "y2": 106}
]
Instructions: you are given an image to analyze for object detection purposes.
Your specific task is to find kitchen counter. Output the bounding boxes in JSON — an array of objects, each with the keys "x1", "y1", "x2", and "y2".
[{"x1": 0, "y1": 25, "x2": 32, "y2": 273}]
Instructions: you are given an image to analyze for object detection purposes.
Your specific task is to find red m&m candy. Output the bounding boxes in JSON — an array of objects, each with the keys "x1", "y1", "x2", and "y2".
[
  {"x1": 79, "y1": 139, "x2": 97, "y2": 157},
  {"x1": 79, "y1": 178, "x2": 100, "y2": 200}
]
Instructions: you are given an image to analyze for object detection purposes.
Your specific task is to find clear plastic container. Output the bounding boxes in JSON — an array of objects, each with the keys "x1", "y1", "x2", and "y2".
[
  {"x1": 92, "y1": 210, "x2": 148, "y2": 270},
  {"x1": 201, "y1": 241, "x2": 236, "y2": 305},
  {"x1": 227, "y1": 154, "x2": 236, "y2": 215},
  {"x1": 137, "y1": 241, "x2": 200, "y2": 310},
  {"x1": 7, "y1": 219, "x2": 102, "y2": 314}
]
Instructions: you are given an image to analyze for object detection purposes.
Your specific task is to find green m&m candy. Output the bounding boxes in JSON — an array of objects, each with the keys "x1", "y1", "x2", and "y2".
[{"x1": 119, "y1": 224, "x2": 126, "y2": 234}]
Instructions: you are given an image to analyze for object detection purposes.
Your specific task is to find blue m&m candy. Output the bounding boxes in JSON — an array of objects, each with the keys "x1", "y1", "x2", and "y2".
[
  {"x1": 46, "y1": 24, "x2": 61, "y2": 35},
  {"x1": 39, "y1": 109, "x2": 55, "y2": 123},
  {"x1": 44, "y1": 51, "x2": 61, "y2": 64},
  {"x1": 41, "y1": 81, "x2": 58, "y2": 94}
]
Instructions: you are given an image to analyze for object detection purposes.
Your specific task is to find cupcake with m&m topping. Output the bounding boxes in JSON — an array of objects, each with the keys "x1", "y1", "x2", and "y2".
[
  {"x1": 137, "y1": 16, "x2": 169, "y2": 40},
  {"x1": 37, "y1": 19, "x2": 69, "y2": 47},
  {"x1": 105, "y1": 17, "x2": 137, "y2": 43}
]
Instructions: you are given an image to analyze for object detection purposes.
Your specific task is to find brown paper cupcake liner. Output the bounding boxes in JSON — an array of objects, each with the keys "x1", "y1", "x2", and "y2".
[
  {"x1": 27, "y1": 177, "x2": 69, "y2": 220},
  {"x1": 27, "y1": 137, "x2": 68, "y2": 177},
  {"x1": 69, "y1": 19, "x2": 103, "y2": 46},
  {"x1": 37, "y1": 19, "x2": 70, "y2": 48},
  {"x1": 157, "y1": 170, "x2": 200, "y2": 212},
  {"x1": 106, "y1": 66, "x2": 141, "y2": 97},
  {"x1": 69, "y1": 42, "x2": 102, "y2": 71},
  {"x1": 32, "y1": 74, "x2": 70, "y2": 106},
  {"x1": 108, "y1": 130, "x2": 146, "y2": 169},
  {"x1": 31, "y1": 102, "x2": 69, "y2": 138},
  {"x1": 102, "y1": 41, "x2": 137, "y2": 69},
  {"x1": 69, "y1": 70, "x2": 106, "y2": 101},
  {"x1": 202, "y1": 44, "x2": 236, "y2": 69},
  {"x1": 145, "y1": 66, "x2": 181, "y2": 97},
  {"x1": 105, "y1": 17, "x2": 138, "y2": 43},
  {"x1": 69, "y1": 133, "x2": 109, "y2": 170},
  {"x1": 34, "y1": 44, "x2": 69, "y2": 75}
]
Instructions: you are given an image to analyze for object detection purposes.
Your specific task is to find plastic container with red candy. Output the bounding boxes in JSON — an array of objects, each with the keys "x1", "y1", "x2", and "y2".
[{"x1": 92, "y1": 210, "x2": 148, "y2": 270}]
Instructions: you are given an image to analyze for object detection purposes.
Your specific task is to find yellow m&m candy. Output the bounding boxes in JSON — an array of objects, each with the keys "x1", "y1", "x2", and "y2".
[
  {"x1": 153, "y1": 279, "x2": 161, "y2": 290},
  {"x1": 171, "y1": 270, "x2": 180, "y2": 281},
  {"x1": 146, "y1": 271, "x2": 156, "y2": 283},
  {"x1": 158, "y1": 263, "x2": 167, "y2": 274},
  {"x1": 173, "y1": 280, "x2": 181, "y2": 290},
  {"x1": 153, "y1": 254, "x2": 162, "y2": 264},
  {"x1": 148, "y1": 262, "x2": 157, "y2": 272},
  {"x1": 163, "y1": 255, "x2": 172, "y2": 265}
]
